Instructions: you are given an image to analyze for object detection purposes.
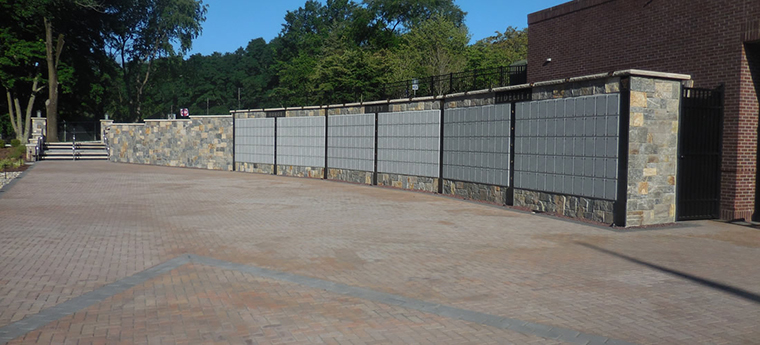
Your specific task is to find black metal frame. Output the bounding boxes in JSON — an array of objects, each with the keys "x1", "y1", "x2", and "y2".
[
  {"x1": 232, "y1": 116, "x2": 236, "y2": 171},
  {"x1": 273, "y1": 117, "x2": 278, "y2": 175},
  {"x1": 324, "y1": 108, "x2": 329, "y2": 179},
  {"x1": 438, "y1": 99, "x2": 446, "y2": 193},
  {"x1": 614, "y1": 78, "x2": 631, "y2": 227},
  {"x1": 676, "y1": 85, "x2": 724, "y2": 221},
  {"x1": 495, "y1": 88, "x2": 532, "y2": 206},
  {"x1": 59, "y1": 121, "x2": 100, "y2": 142}
]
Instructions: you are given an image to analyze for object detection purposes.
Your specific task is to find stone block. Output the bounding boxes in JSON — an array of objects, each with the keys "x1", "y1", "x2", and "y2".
[{"x1": 630, "y1": 91, "x2": 648, "y2": 108}]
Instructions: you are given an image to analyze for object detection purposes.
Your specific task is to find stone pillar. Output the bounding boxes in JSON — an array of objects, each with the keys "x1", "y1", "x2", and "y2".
[
  {"x1": 100, "y1": 119, "x2": 114, "y2": 143},
  {"x1": 626, "y1": 76, "x2": 684, "y2": 226},
  {"x1": 31, "y1": 117, "x2": 47, "y2": 140}
]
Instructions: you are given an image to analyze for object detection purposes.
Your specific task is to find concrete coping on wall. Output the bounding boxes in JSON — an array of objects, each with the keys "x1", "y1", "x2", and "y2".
[
  {"x1": 229, "y1": 69, "x2": 692, "y2": 115},
  {"x1": 615, "y1": 69, "x2": 691, "y2": 81},
  {"x1": 530, "y1": 69, "x2": 692, "y2": 88}
]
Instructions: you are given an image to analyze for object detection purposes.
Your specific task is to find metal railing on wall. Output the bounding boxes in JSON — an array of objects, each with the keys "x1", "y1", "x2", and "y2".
[
  {"x1": 60, "y1": 121, "x2": 100, "y2": 142},
  {"x1": 254, "y1": 65, "x2": 529, "y2": 109},
  {"x1": 382, "y1": 65, "x2": 528, "y2": 100}
]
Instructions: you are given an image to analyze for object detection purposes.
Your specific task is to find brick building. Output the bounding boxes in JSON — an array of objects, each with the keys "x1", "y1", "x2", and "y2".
[{"x1": 527, "y1": 0, "x2": 760, "y2": 220}]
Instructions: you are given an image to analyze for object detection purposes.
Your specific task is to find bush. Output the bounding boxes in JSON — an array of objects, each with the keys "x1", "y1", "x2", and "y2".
[
  {"x1": 0, "y1": 159, "x2": 11, "y2": 171},
  {"x1": 0, "y1": 139, "x2": 5, "y2": 147},
  {"x1": 10, "y1": 139, "x2": 21, "y2": 147},
  {"x1": 9, "y1": 145, "x2": 25, "y2": 160}
]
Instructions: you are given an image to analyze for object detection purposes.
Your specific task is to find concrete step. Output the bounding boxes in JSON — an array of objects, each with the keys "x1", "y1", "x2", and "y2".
[{"x1": 41, "y1": 141, "x2": 108, "y2": 161}]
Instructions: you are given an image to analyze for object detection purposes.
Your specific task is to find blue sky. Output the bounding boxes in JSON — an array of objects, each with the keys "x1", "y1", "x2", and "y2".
[{"x1": 188, "y1": 0, "x2": 568, "y2": 56}]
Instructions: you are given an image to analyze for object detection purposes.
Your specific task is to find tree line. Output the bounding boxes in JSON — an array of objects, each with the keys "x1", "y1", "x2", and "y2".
[{"x1": 1, "y1": 0, "x2": 526, "y2": 142}]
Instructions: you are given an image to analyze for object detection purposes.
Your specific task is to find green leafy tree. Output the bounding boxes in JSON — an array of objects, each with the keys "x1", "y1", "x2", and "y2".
[
  {"x1": 105, "y1": 0, "x2": 208, "y2": 121},
  {"x1": 391, "y1": 14, "x2": 470, "y2": 82},
  {"x1": 0, "y1": 0, "x2": 47, "y2": 143},
  {"x1": 467, "y1": 27, "x2": 528, "y2": 70}
]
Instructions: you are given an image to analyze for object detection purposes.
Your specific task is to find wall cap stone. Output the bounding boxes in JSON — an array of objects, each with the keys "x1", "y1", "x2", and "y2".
[
  {"x1": 616, "y1": 69, "x2": 691, "y2": 81},
  {"x1": 229, "y1": 69, "x2": 692, "y2": 116},
  {"x1": 144, "y1": 119, "x2": 192, "y2": 122}
]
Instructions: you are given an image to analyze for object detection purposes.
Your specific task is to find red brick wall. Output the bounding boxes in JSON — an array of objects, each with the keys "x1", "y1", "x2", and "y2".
[
  {"x1": 744, "y1": 43, "x2": 760, "y2": 220},
  {"x1": 528, "y1": 0, "x2": 760, "y2": 220}
]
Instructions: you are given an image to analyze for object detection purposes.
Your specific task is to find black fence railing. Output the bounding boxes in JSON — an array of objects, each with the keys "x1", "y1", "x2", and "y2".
[
  {"x1": 59, "y1": 121, "x2": 100, "y2": 142},
  {"x1": 382, "y1": 65, "x2": 527, "y2": 100}
]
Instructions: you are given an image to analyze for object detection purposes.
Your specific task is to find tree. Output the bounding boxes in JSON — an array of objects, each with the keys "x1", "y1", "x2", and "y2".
[
  {"x1": 362, "y1": 0, "x2": 465, "y2": 40},
  {"x1": 391, "y1": 14, "x2": 470, "y2": 81},
  {"x1": 44, "y1": 17, "x2": 64, "y2": 141},
  {"x1": 0, "y1": 0, "x2": 47, "y2": 143},
  {"x1": 467, "y1": 27, "x2": 528, "y2": 70},
  {"x1": 105, "y1": 0, "x2": 207, "y2": 121}
]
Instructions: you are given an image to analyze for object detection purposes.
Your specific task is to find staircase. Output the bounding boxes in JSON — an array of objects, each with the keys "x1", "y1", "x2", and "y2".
[{"x1": 42, "y1": 141, "x2": 109, "y2": 161}]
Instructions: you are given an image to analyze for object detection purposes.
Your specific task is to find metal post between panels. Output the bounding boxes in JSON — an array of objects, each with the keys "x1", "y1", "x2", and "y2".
[
  {"x1": 373, "y1": 111, "x2": 379, "y2": 186},
  {"x1": 614, "y1": 77, "x2": 631, "y2": 227},
  {"x1": 438, "y1": 99, "x2": 445, "y2": 194},
  {"x1": 273, "y1": 117, "x2": 278, "y2": 176},
  {"x1": 231, "y1": 114, "x2": 236, "y2": 171},
  {"x1": 324, "y1": 107, "x2": 329, "y2": 180},
  {"x1": 507, "y1": 102, "x2": 516, "y2": 206}
]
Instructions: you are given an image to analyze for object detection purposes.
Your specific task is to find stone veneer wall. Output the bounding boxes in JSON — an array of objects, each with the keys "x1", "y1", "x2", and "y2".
[
  {"x1": 236, "y1": 162, "x2": 274, "y2": 174},
  {"x1": 514, "y1": 190, "x2": 615, "y2": 223},
  {"x1": 513, "y1": 77, "x2": 620, "y2": 224},
  {"x1": 108, "y1": 116, "x2": 233, "y2": 171},
  {"x1": 377, "y1": 173, "x2": 438, "y2": 192},
  {"x1": 277, "y1": 165, "x2": 324, "y2": 179},
  {"x1": 443, "y1": 180, "x2": 506, "y2": 204},
  {"x1": 626, "y1": 77, "x2": 680, "y2": 226},
  {"x1": 327, "y1": 168, "x2": 373, "y2": 185}
]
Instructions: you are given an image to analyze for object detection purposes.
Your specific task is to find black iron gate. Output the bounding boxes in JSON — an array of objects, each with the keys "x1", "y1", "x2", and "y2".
[
  {"x1": 59, "y1": 121, "x2": 100, "y2": 142},
  {"x1": 677, "y1": 86, "x2": 724, "y2": 220}
]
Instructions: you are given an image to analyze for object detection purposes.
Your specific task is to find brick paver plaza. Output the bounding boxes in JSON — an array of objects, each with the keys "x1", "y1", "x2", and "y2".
[{"x1": 1, "y1": 162, "x2": 759, "y2": 344}]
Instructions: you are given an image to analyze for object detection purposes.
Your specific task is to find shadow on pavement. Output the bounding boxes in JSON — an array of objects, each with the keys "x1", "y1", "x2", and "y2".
[{"x1": 577, "y1": 242, "x2": 760, "y2": 305}]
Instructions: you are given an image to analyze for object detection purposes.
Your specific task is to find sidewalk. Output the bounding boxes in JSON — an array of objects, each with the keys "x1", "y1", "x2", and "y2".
[{"x1": 0, "y1": 161, "x2": 758, "y2": 344}]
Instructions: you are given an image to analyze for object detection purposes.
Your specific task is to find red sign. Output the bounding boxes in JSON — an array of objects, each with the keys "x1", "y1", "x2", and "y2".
[{"x1": 180, "y1": 108, "x2": 189, "y2": 117}]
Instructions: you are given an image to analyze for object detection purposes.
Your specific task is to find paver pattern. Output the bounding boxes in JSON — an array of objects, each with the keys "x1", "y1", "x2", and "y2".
[{"x1": 1, "y1": 161, "x2": 760, "y2": 344}]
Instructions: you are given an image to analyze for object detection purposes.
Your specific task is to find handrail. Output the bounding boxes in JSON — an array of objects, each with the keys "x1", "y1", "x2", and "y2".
[{"x1": 34, "y1": 136, "x2": 44, "y2": 161}]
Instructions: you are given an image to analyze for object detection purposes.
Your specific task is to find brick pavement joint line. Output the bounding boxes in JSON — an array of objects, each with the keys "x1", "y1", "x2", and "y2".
[{"x1": 0, "y1": 254, "x2": 637, "y2": 345}]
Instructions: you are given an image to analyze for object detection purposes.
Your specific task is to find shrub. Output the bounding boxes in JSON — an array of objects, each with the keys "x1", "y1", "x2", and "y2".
[
  {"x1": 10, "y1": 139, "x2": 21, "y2": 147},
  {"x1": 9, "y1": 145, "x2": 25, "y2": 160},
  {"x1": 0, "y1": 139, "x2": 5, "y2": 147},
  {"x1": 0, "y1": 159, "x2": 11, "y2": 171}
]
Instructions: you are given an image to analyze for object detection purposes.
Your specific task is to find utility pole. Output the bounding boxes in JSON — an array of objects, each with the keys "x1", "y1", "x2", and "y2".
[
  {"x1": 238, "y1": 88, "x2": 241, "y2": 110},
  {"x1": 206, "y1": 98, "x2": 209, "y2": 115}
]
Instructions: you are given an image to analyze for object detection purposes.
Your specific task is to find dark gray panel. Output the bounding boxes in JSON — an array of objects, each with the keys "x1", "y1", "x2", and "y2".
[
  {"x1": 277, "y1": 116, "x2": 326, "y2": 167},
  {"x1": 514, "y1": 94, "x2": 619, "y2": 199},
  {"x1": 442, "y1": 104, "x2": 511, "y2": 186},
  {"x1": 235, "y1": 118, "x2": 275, "y2": 165},
  {"x1": 327, "y1": 114, "x2": 374, "y2": 172},
  {"x1": 378, "y1": 110, "x2": 440, "y2": 177}
]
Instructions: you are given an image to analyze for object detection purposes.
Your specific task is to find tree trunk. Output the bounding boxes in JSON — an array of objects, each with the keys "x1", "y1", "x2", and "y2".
[
  {"x1": 6, "y1": 90, "x2": 20, "y2": 138},
  {"x1": 45, "y1": 18, "x2": 64, "y2": 142},
  {"x1": 22, "y1": 78, "x2": 40, "y2": 143},
  {"x1": 13, "y1": 97, "x2": 23, "y2": 141}
]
